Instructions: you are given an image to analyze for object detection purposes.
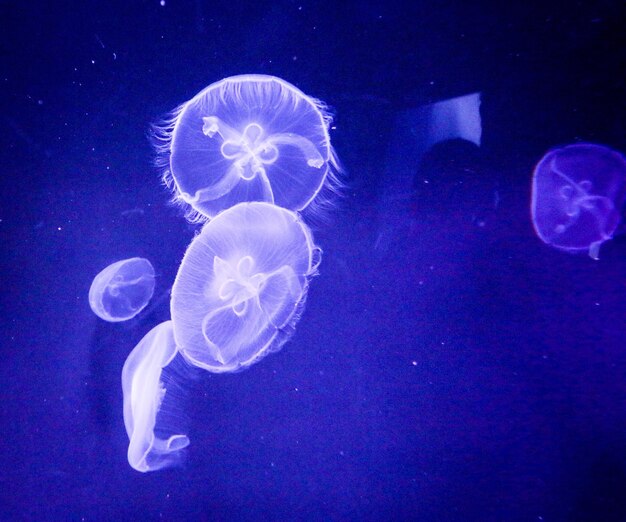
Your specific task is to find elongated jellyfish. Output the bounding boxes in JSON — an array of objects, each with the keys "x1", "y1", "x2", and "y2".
[
  {"x1": 154, "y1": 74, "x2": 340, "y2": 221},
  {"x1": 171, "y1": 201, "x2": 320, "y2": 373},
  {"x1": 121, "y1": 321, "x2": 190, "y2": 472},
  {"x1": 88, "y1": 257, "x2": 155, "y2": 322},
  {"x1": 531, "y1": 143, "x2": 626, "y2": 259}
]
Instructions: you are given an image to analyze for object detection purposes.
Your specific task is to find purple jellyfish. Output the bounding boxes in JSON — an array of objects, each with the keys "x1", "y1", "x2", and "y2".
[{"x1": 531, "y1": 143, "x2": 626, "y2": 259}]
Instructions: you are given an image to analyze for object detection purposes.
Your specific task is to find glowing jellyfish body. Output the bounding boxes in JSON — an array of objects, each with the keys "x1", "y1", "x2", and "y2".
[
  {"x1": 171, "y1": 202, "x2": 320, "y2": 373},
  {"x1": 160, "y1": 74, "x2": 338, "y2": 220},
  {"x1": 88, "y1": 257, "x2": 155, "y2": 322},
  {"x1": 122, "y1": 321, "x2": 190, "y2": 472},
  {"x1": 531, "y1": 143, "x2": 626, "y2": 258}
]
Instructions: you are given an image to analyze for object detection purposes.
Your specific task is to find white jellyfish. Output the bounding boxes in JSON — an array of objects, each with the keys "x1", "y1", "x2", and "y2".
[
  {"x1": 88, "y1": 257, "x2": 155, "y2": 322},
  {"x1": 154, "y1": 74, "x2": 340, "y2": 221},
  {"x1": 170, "y1": 201, "x2": 321, "y2": 373}
]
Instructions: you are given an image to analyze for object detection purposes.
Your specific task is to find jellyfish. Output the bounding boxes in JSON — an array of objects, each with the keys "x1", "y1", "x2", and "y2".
[
  {"x1": 531, "y1": 143, "x2": 626, "y2": 259},
  {"x1": 170, "y1": 201, "x2": 320, "y2": 373},
  {"x1": 154, "y1": 74, "x2": 340, "y2": 221},
  {"x1": 122, "y1": 320, "x2": 190, "y2": 472},
  {"x1": 88, "y1": 257, "x2": 156, "y2": 322}
]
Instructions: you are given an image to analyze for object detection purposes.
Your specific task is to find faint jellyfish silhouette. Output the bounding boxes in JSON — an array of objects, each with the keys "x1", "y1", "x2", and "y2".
[
  {"x1": 531, "y1": 143, "x2": 626, "y2": 259},
  {"x1": 171, "y1": 201, "x2": 320, "y2": 373},
  {"x1": 154, "y1": 74, "x2": 340, "y2": 221},
  {"x1": 88, "y1": 257, "x2": 156, "y2": 322},
  {"x1": 122, "y1": 320, "x2": 190, "y2": 472}
]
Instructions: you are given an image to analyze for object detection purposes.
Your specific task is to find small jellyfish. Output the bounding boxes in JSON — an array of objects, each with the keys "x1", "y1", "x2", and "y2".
[
  {"x1": 531, "y1": 143, "x2": 626, "y2": 259},
  {"x1": 122, "y1": 320, "x2": 190, "y2": 472},
  {"x1": 88, "y1": 257, "x2": 156, "y2": 322},
  {"x1": 171, "y1": 201, "x2": 320, "y2": 373},
  {"x1": 155, "y1": 74, "x2": 340, "y2": 221}
]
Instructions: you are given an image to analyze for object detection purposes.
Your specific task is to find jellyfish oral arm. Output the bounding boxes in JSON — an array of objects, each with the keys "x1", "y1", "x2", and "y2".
[
  {"x1": 202, "y1": 115, "x2": 324, "y2": 175},
  {"x1": 265, "y1": 133, "x2": 325, "y2": 168},
  {"x1": 202, "y1": 115, "x2": 323, "y2": 169},
  {"x1": 197, "y1": 117, "x2": 277, "y2": 202},
  {"x1": 202, "y1": 115, "x2": 239, "y2": 141},
  {"x1": 552, "y1": 158, "x2": 614, "y2": 234},
  {"x1": 197, "y1": 255, "x2": 303, "y2": 367},
  {"x1": 181, "y1": 164, "x2": 251, "y2": 204}
]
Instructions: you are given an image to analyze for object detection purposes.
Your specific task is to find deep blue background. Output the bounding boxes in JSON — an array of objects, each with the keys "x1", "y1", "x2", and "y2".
[{"x1": 2, "y1": 1, "x2": 626, "y2": 520}]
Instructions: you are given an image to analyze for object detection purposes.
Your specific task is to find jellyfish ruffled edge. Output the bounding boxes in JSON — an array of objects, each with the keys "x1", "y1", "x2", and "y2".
[{"x1": 151, "y1": 74, "x2": 343, "y2": 224}]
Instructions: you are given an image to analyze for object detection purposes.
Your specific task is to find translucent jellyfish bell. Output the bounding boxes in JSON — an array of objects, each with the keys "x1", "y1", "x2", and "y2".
[
  {"x1": 156, "y1": 74, "x2": 339, "y2": 221},
  {"x1": 531, "y1": 143, "x2": 626, "y2": 259},
  {"x1": 122, "y1": 321, "x2": 190, "y2": 472},
  {"x1": 171, "y1": 202, "x2": 320, "y2": 373},
  {"x1": 88, "y1": 257, "x2": 156, "y2": 322}
]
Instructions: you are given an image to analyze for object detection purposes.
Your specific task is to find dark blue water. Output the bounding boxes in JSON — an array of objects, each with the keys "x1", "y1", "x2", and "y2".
[{"x1": 2, "y1": 1, "x2": 626, "y2": 520}]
